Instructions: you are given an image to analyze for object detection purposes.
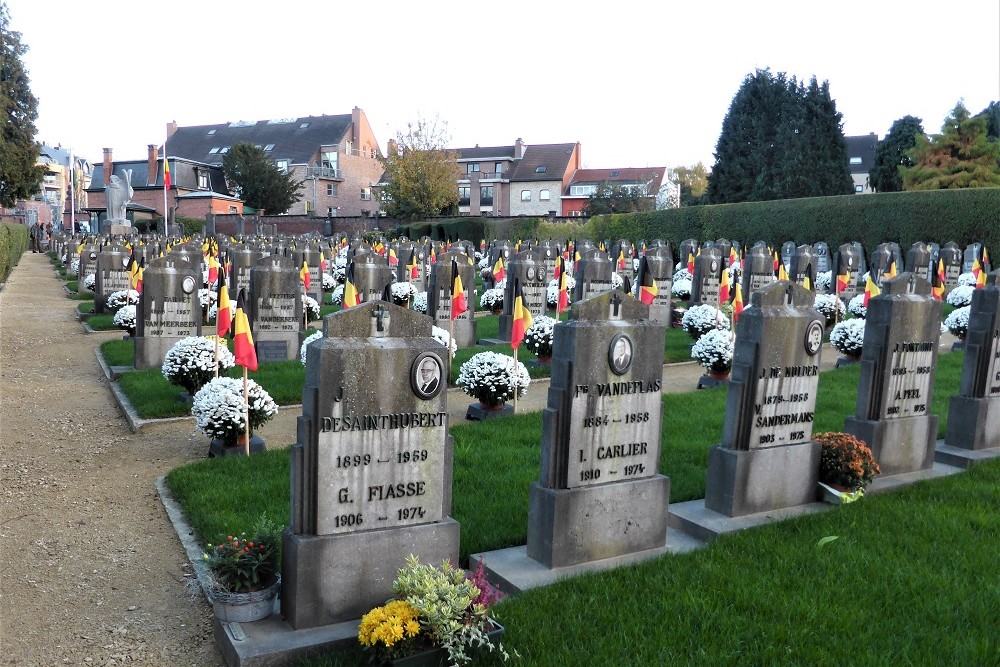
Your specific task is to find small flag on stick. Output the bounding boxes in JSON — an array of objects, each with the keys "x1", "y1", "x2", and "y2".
[{"x1": 232, "y1": 290, "x2": 258, "y2": 372}]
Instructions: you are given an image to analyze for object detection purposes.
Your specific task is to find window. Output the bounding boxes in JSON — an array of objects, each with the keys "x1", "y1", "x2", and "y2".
[
  {"x1": 198, "y1": 172, "x2": 209, "y2": 189},
  {"x1": 458, "y1": 186, "x2": 471, "y2": 203},
  {"x1": 535, "y1": 165, "x2": 547, "y2": 173},
  {"x1": 361, "y1": 187, "x2": 371, "y2": 200},
  {"x1": 467, "y1": 163, "x2": 480, "y2": 174},
  {"x1": 371, "y1": 148, "x2": 376, "y2": 159},
  {"x1": 276, "y1": 160, "x2": 289, "y2": 173},
  {"x1": 326, "y1": 183, "x2": 338, "y2": 197},
  {"x1": 570, "y1": 210, "x2": 583, "y2": 217},
  {"x1": 321, "y1": 151, "x2": 338, "y2": 173},
  {"x1": 855, "y1": 184, "x2": 864, "y2": 193},
  {"x1": 521, "y1": 190, "x2": 532, "y2": 201},
  {"x1": 207, "y1": 129, "x2": 217, "y2": 135},
  {"x1": 219, "y1": 146, "x2": 230, "y2": 154},
  {"x1": 539, "y1": 189, "x2": 550, "y2": 201},
  {"x1": 610, "y1": 170, "x2": 619, "y2": 177},
  {"x1": 570, "y1": 185, "x2": 598, "y2": 196},
  {"x1": 328, "y1": 207, "x2": 336, "y2": 216},
  {"x1": 209, "y1": 147, "x2": 220, "y2": 154},
  {"x1": 264, "y1": 144, "x2": 275, "y2": 151},
  {"x1": 495, "y1": 162, "x2": 503, "y2": 174},
  {"x1": 480, "y1": 186, "x2": 493, "y2": 204},
  {"x1": 849, "y1": 157, "x2": 863, "y2": 165},
  {"x1": 300, "y1": 122, "x2": 310, "y2": 129},
  {"x1": 229, "y1": 205, "x2": 238, "y2": 213}
]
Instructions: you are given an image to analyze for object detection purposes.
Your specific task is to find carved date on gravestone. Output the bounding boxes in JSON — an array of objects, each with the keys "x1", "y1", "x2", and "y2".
[
  {"x1": 749, "y1": 362, "x2": 819, "y2": 447},
  {"x1": 882, "y1": 341, "x2": 935, "y2": 419},
  {"x1": 145, "y1": 297, "x2": 197, "y2": 337},
  {"x1": 256, "y1": 293, "x2": 299, "y2": 332}
]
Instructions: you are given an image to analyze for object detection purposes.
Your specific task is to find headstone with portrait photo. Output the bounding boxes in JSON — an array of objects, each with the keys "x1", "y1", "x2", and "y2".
[
  {"x1": 134, "y1": 254, "x2": 201, "y2": 370},
  {"x1": 496, "y1": 249, "x2": 548, "y2": 342},
  {"x1": 282, "y1": 300, "x2": 458, "y2": 629},
  {"x1": 843, "y1": 273, "x2": 942, "y2": 476},
  {"x1": 640, "y1": 243, "x2": 674, "y2": 325},
  {"x1": 939, "y1": 242, "x2": 963, "y2": 296},
  {"x1": 523, "y1": 290, "x2": 670, "y2": 568},
  {"x1": 690, "y1": 247, "x2": 723, "y2": 304},
  {"x1": 536, "y1": 239, "x2": 562, "y2": 283},
  {"x1": 780, "y1": 241, "x2": 797, "y2": 274},
  {"x1": 94, "y1": 246, "x2": 132, "y2": 314},
  {"x1": 813, "y1": 241, "x2": 832, "y2": 276},
  {"x1": 701, "y1": 281, "x2": 825, "y2": 517},
  {"x1": 249, "y1": 254, "x2": 303, "y2": 363},
  {"x1": 426, "y1": 250, "x2": 477, "y2": 347}
]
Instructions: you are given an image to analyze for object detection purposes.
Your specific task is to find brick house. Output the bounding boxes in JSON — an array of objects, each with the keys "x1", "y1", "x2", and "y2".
[
  {"x1": 164, "y1": 107, "x2": 384, "y2": 217},
  {"x1": 86, "y1": 145, "x2": 241, "y2": 231},
  {"x1": 561, "y1": 167, "x2": 666, "y2": 216},
  {"x1": 845, "y1": 133, "x2": 878, "y2": 194},
  {"x1": 454, "y1": 139, "x2": 581, "y2": 216}
]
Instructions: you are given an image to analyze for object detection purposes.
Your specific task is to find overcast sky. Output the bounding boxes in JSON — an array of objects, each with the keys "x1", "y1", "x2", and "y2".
[{"x1": 8, "y1": 0, "x2": 1000, "y2": 170}]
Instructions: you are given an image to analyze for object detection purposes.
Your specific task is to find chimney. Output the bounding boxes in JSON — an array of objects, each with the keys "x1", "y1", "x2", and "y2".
[
  {"x1": 103, "y1": 148, "x2": 113, "y2": 186},
  {"x1": 166, "y1": 120, "x2": 178, "y2": 140},
  {"x1": 147, "y1": 145, "x2": 158, "y2": 186},
  {"x1": 514, "y1": 137, "x2": 524, "y2": 159},
  {"x1": 352, "y1": 107, "x2": 362, "y2": 144}
]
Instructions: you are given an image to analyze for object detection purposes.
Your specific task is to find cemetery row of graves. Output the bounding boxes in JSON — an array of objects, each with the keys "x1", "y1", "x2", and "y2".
[{"x1": 45, "y1": 230, "x2": 1000, "y2": 665}]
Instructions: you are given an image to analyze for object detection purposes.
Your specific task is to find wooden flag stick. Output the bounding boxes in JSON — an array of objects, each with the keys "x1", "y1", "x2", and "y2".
[
  {"x1": 242, "y1": 366, "x2": 250, "y2": 457},
  {"x1": 214, "y1": 336, "x2": 220, "y2": 378},
  {"x1": 513, "y1": 347, "x2": 518, "y2": 413},
  {"x1": 448, "y1": 317, "x2": 456, "y2": 384}
]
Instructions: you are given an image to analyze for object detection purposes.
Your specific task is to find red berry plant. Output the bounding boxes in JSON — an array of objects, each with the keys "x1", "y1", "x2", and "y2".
[
  {"x1": 814, "y1": 431, "x2": 881, "y2": 493},
  {"x1": 203, "y1": 522, "x2": 280, "y2": 594}
]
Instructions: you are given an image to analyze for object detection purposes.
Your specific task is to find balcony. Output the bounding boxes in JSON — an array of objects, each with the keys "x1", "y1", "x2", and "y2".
[
  {"x1": 479, "y1": 172, "x2": 505, "y2": 181},
  {"x1": 480, "y1": 197, "x2": 494, "y2": 206},
  {"x1": 305, "y1": 165, "x2": 341, "y2": 180},
  {"x1": 459, "y1": 197, "x2": 471, "y2": 206}
]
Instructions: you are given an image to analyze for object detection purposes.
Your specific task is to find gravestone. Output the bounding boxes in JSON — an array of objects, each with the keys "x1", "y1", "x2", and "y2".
[
  {"x1": 942, "y1": 271, "x2": 1000, "y2": 452},
  {"x1": 813, "y1": 241, "x2": 832, "y2": 275},
  {"x1": 94, "y1": 247, "x2": 132, "y2": 314},
  {"x1": 249, "y1": 255, "x2": 303, "y2": 363},
  {"x1": 498, "y1": 249, "x2": 548, "y2": 342},
  {"x1": 282, "y1": 301, "x2": 458, "y2": 629},
  {"x1": 349, "y1": 252, "x2": 394, "y2": 304},
  {"x1": 641, "y1": 244, "x2": 674, "y2": 324},
  {"x1": 229, "y1": 244, "x2": 265, "y2": 297},
  {"x1": 789, "y1": 245, "x2": 816, "y2": 290},
  {"x1": 134, "y1": 255, "x2": 201, "y2": 370},
  {"x1": 690, "y1": 247, "x2": 722, "y2": 304},
  {"x1": 536, "y1": 240, "x2": 561, "y2": 283},
  {"x1": 572, "y1": 249, "x2": 614, "y2": 302},
  {"x1": 939, "y1": 242, "x2": 963, "y2": 295},
  {"x1": 301, "y1": 244, "x2": 324, "y2": 304},
  {"x1": 714, "y1": 239, "x2": 733, "y2": 268},
  {"x1": 679, "y1": 239, "x2": 699, "y2": 269},
  {"x1": 742, "y1": 245, "x2": 778, "y2": 297},
  {"x1": 426, "y1": 251, "x2": 477, "y2": 347},
  {"x1": 928, "y1": 243, "x2": 941, "y2": 278},
  {"x1": 844, "y1": 273, "x2": 942, "y2": 475},
  {"x1": 78, "y1": 245, "x2": 99, "y2": 290},
  {"x1": 851, "y1": 241, "x2": 868, "y2": 277},
  {"x1": 904, "y1": 242, "x2": 931, "y2": 282},
  {"x1": 963, "y1": 242, "x2": 990, "y2": 273},
  {"x1": 527, "y1": 291, "x2": 669, "y2": 567},
  {"x1": 869, "y1": 244, "x2": 894, "y2": 285},
  {"x1": 703, "y1": 282, "x2": 824, "y2": 516},
  {"x1": 780, "y1": 241, "x2": 797, "y2": 273},
  {"x1": 611, "y1": 239, "x2": 635, "y2": 283},
  {"x1": 832, "y1": 243, "x2": 862, "y2": 302}
]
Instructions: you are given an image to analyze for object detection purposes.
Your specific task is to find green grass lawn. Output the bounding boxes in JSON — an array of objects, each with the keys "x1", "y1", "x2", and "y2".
[
  {"x1": 165, "y1": 352, "x2": 1000, "y2": 665},
  {"x1": 86, "y1": 314, "x2": 117, "y2": 331},
  {"x1": 101, "y1": 339, "x2": 134, "y2": 367}
]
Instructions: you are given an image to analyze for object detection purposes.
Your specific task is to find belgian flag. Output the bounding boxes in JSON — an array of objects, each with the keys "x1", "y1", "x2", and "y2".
[
  {"x1": 406, "y1": 249, "x2": 419, "y2": 280},
  {"x1": 216, "y1": 267, "x2": 233, "y2": 337},
  {"x1": 719, "y1": 264, "x2": 731, "y2": 303},
  {"x1": 510, "y1": 279, "x2": 533, "y2": 350},
  {"x1": 638, "y1": 256, "x2": 658, "y2": 306},
  {"x1": 343, "y1": 262, "x2": 361, "y2": 309},
  {"x1": 732, "y1": 283, "x2": 745, "y2": 323},
  {"x1": 207, "y1": 253, "x2": 220, "y2": 286},
  {"x1": 932, "y1": 258, "x2": 945, "y2": 301},
  {"x1": 133, "y1": 257, "x2": 144, "y2": 294},
  {"x1": 802, "y1": 264, "x2": 814, "y2": 292},
  {"x1": 835, "y1": 255, "x2": 850, "y2": 295},
  {"x1": 127, "y1": 254, "x2": 139, "y2": 289},
  {"x1": 863, "y1": 273, "x2": 881, "y2": 307},
  {"x1": 231, "y1": 290, "x2": 258, "y2": 372},
  {"x1": 557, "y1": 257, "x2": 570, "y2": 314},
  {"x1": 450, "y1": 258, "x2": 467, "y2": 320},
  {"x1": 687, "y1": 251, "x2": 695, "y2": 275},
  {"x1": 492, "y1": 255, "x2": 506, "y2": 283},
  {"x1": 617, "y1": 249, "x2": 626, "y2": 271},
  {"x1": 777, "y1": 263, "x2": 789, "y2": 281},
  {"x1": 300, "y1": 260, "x2": 311, "y2": 290},
  {"x1": 388, "y1": 248, "x2": 398, "y2": 267},
  {"x1": 319, "y1": 251, "x2": 327, "y2": 274}
]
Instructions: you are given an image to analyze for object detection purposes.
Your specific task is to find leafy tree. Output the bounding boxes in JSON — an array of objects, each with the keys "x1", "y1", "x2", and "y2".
[
  {"x1": 707, "y1": 69, "x2": 852, "y2": 203},
  {"x1": 378, "y1": 117, "x2": 461, "y2": 220},
  {"x1": 671, "y1": 162, "x2": 710, "y2": 206},
  {"x1": 977, "y1": 101, "x2": 1000, "y2": 141},
  {"x1": 868, "y1": 115, "x2": 924, "y2": 192},
  {"x1": 582, "y1": 182, "x2": 654, "y2": 216},
  {"x1": 0, "y1": 2, "x2": 44, "y2": 207},
  {"x1": 902, "y1": 101, "x2": 1000, "y2": 190},
  {"x1": 222, "y1": 142, "x2": 303, "y2": 214}
]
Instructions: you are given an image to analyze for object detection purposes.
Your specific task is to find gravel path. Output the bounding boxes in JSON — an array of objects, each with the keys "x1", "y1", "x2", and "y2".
[{"x1": 0, "y1": 253, "x2": 222, "y2": 665}]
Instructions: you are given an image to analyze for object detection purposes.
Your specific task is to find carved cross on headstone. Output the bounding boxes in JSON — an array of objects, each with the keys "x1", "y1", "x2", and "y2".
[
  {"x1": 372, "y1": 303, "x2": 389, "y2": 337},
  {"x1": 609, "y1": 291, "x2": 623, "y2": 320},
  {"x1": 908, "y1": 274, "x2": 917, "y2": 293},
  {"x1": 785, "y1": 282, "x2": 795, "y2": 305}
]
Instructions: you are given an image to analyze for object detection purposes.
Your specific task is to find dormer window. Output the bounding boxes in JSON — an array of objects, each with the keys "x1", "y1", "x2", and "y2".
[
  {"x1": 264, "y1": 144, "x2": 275, "y2": 151},
  {"x1": 535, "y1": 165, "x2": 547, "y2": 173},
  {"x1": 300, "y1": 122, "x2": 310, "y2": 129},
  {"x1": 610, "y1": 170, "x2": 619, "y2": 177},
  {"x1": 209, "y1": 147, "x2": 220, "y2": 154},
  {"x1": 197, "y1": 171, "x2": 209, "y2": 189}
]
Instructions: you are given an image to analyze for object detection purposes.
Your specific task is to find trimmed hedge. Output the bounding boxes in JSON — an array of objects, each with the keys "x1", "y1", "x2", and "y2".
[
  {"x1": 400, "y1": 217, "x2": 587, "y2": 244},
  {"x1": 0, "y1": 223, "x2": 28, "y2": 284},
  {"x1": 587, "y1": 188, "x2": 1000, "y2": 255}
]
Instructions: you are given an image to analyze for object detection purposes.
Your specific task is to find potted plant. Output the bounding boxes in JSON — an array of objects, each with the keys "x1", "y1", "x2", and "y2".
[
  {"x1": 681, "y1": 303, "x2": 730, "y2": 340},
  {"x1": 456, "y1": 351, "x2": 530, "y2": 415},
  {"x1": 946, "y1": 285, "x2": 974, "y2": 308},
  {"x1": 944, "y1": 305, "x2": 971, "y2": 345},
  {"x1": 813, "y1": 293, "x2": 846, "y2": 327},
  {"x1": 191, "y1": 376, "x2": 278, "y2": 454},
  {"x1": 411, "y1": 292, "x2": 428, "y2": 314},
  {"x1": 358, "y1": 555, "x2": 508, "y2": 666},
  {"x1": 523, "y1": 316, "x2": 557, "y2": 363},
  {"x1": 329, "y1": 284, "x2": 345, "y2": 306},
  {"x1": 106, "y1": 289, "x2": 139, "y2": 311},
  {"x1": 113, "y1": 304, "x2": 137, "y2": 337},
  {"x1": 162, "y1": 336, "x2": 236, "y2": 399},
  {"x1": 83, "y1": 273, "x2": 96, "y2": 292},
  {"x1": 671, "y1": 278, "x2": 692, "y2": 301},
  {"x1": 691, "y1": 328, "x2": 734, "y2": 382},
  {"x1": 301, "y1": 294, "x2": 321, "y2": 321},
  {"x1": 546, "y1": 276, "x2": 575, "y2": 310},
  {"x1": 814, "y1": 431, "x2": 881, "y2": 504},
  {"x1": 300, "y1": 330, "x2": 324, "y2": 365},
  {"x1": 847, "y1": 294, "x2": 867, "y2": 319},
  {"x1": 202, "y1": 519, "x2": 281, "y2": 623},
  {"x1": 829, "y1": 317, "x2": 865, "y2": 363},
  {"x1": 432, "y1": 325, "x2": 458, "y2": 360},
  {"x1": 321, "y1": 272, "x2": 336, "y2": 291},
  {"x1": 391, "y1": 281, "x2": 417, "y2": 307},
  {"x1": 480, "y1": 288, "x2": 504, "y2": 314}
]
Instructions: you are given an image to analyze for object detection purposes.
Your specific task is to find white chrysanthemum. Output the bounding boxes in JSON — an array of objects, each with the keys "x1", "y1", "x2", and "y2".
[
  {"x1": 611, "y1": 272, "x2": 624, "y2": 289},
  {"x1": 816, "y1": 270, "x2": 833, "y2": 290},
  {"x1": 958, "y1": 272, "x2": 977, "y2": 287},
  {"x1": 113, "y1": 304, "x2": 137, "y2": 334},
  {"x1": 944, "y1": 306, "x2": 971, "y2": 338},
  {"x1": 83, "y1": 273, "x2": 96, "y2": 292},
  {"x1": 300, "y1": 330, "x2": 323, "y2": 365},
  {"x1": 848, "y1": 294, "x2": 867, "y2": 319},
  {"x1": 411, "y1": 292, "x2": 428, "y2": 314},
  {"x1": 192, "y1": 377, "x2": 278, "y2": 444},
  {"x1": 161, "y1": 336, "x2": 236, "y2": 394},
  {"x1": 546, "y1": 276, "x2": 576, "y2": 306},
  {"x1": 70, "y1": 259, "x2": 80, "y2": 276},
  {"x1": 946, "y1": 285, "x2": 975, "y2": 307},
  {"x1": 813, "y1": 293, "x2": 847, "y2": 326},
  {"x1": 329, "y1": 284, "x2": 345, "y2": 306},
  {"x1": 523, "y1": 316, "x2": 557, "y2": 357},
  {"x1": 672, "y1": 279, "x2": 692, "y2": 299},
  {"x1": 199, "y1": 288, "x2": 218, "y2": 308},
  {"x1": 681, "y1": 303, "x2": 730, "y2": 339},
  {"x1": 390, "y1": 281, "x2": 417, "y2": 305},
  {"x1": 456, "y1": 351, "x2": 530, "y2": 405},
  {"x1": 691, "y1": 328, "x2": 734, "y2": 374},
  {"x1": 106, "y1": 289, "x2": 140, "y2": 310},
  {"x1": 830, "y1": 318, "x2": 866, "y2": 357},
  {"x1": 480, "y1": 287, "x2": 504, "y2": 311},
  {"x1": 322, "y1": 272, "x2": 336, "y2": 290},
  {"x1": 431, "y1": 326, "x2": 458, "y2": 359},
  {"x1": 302, "y1": 295, "x2": 320, "y2": 320}
]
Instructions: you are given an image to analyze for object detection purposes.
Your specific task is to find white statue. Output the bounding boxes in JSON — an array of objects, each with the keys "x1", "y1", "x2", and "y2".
[{"x1": 105, "y1": 169, "x2": 134, "y2": 223}]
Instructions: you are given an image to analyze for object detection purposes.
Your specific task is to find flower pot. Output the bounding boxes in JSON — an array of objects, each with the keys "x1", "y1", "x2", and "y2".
[
  {"x1": 709, "y1": 370, "x2": 730, "y2": 381},
  {"x1": 534, "y1": 354, "x2": 552, "y2": 366},
  {"x1": 818, "y1": 481, "x2": 863, "y2": 505},
  {"x1": 209, "y1": 434, "x2": 266, "y2": 458},
  {"x1": 835, "y1": 353, "x2": 861, "y2": 368},
  {"x1": 466, "y1": 401, "x2": 514, "y2": 421},
  {"x1": 210, "y1": 576, "x2": 280, "y2": 623},
  {"x1": 387, "y1": 621, "x2": 504, "y2": 666}
]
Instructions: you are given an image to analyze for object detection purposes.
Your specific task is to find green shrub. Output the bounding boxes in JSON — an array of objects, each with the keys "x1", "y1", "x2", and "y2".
[{"x1": 0, "y1": 223, "x2": 29, "y2": 283}]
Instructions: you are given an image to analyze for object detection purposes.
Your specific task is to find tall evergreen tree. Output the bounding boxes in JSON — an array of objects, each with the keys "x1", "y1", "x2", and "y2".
[
  {"x1": 902, "y1": 102, "x2": 1000, "y2": 190},
  {"x1": 0, "y1": 2, "x2": 44, "y2": 207},
  {"x1": 868, "y1": 115, "x2": 924, "y2": 193},
  {"x1": 977, "y1": 101, "x2": 1000, "y2": 141},
  {"x1": 708, "y1": 69, "x2": 852, "y2": 203},
  {"x1": 222, "y1": 142, "x2": 303, "y2": 214}
]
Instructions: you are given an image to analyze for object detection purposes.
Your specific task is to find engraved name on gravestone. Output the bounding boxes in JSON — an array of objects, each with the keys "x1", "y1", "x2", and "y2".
[
  {"x1": 134, "y1": 255, "x2": 201, "y2": 370},
  {"x1": 527, "y1": 291, "x2": 669, "y2": 568},
  {"x1": 844, "y1": 273, "x2": 941, "y2": 475},
  {"x1": 94, "y1": 247, "x2": 132, "y2": 314},
  {"x1": 642, "y1": 244, "x2": 674, "y2": 324},
  {"x1": 426, "y1": 251, "x2": 477, "y2": 347},
  {"x1": 944, "y1": 271, "x2": 1000, "y2": 451},
  {"x1": 283, "y1": 301, "x2": 458, "y2": 629},
  {"x1": 249, "y1": 254, "x2": 302, "y2": 362},
  {"x1": 813, "y1": 241, "x2": 832, "y2": 275},
  {"x1": 498, "y1": 249, "x2": 547, "y2": 341},
  {"x1": 572, "y1": 249, "x2": 614, "y2": 302},
  {"x1": 905, "y1": 242, "x2": 931, "y2": 281},
  {"x1": 691, "y1": 247, "x2": 722, "y2": 304},
  {"x1": 743, "y1": 244, "x2": 778, "y2": 296},
  {"x1": 704, "y1": 281, "x2": 824, "y2": 517},
  {"x1": 939, "y1": 242, "x2": 963, "y2": 294}
]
